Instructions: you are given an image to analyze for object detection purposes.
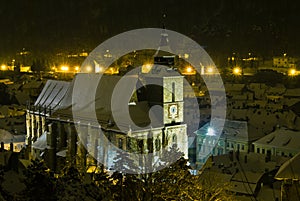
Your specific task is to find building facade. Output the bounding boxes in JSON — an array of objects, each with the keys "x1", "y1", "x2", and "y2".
[
  {"x1": 273, "y1": 56, "x2": 296, "y2": 68},
  {"x1": 26, "y1": 60, "x2": 188, "y2": 173},
  {"x1": 253, "y1": 127, "x2": 300, "y2": 158},
  {"x1": 194, "y1": 119, "x2": 250, "y2": 168}
]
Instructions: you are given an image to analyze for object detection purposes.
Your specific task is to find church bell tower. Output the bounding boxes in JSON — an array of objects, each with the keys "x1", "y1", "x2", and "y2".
[{"x1": 142, "y1": 28, "x2": 188, "y2": 157}]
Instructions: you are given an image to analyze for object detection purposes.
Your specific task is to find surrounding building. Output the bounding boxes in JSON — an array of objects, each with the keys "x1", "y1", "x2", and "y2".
[
  {"x1": 21, "y1": 80, "x2": 45, "y2": 98},
  {"x1": 253, "y1": 127, "x2": 300, "y2": 157},
  {"x1": 200, "y1": 151, "x2": 288, "y2": 201},
  {"x1": 275, "y1": 152, "x2": 300, "y2": 201},
  {"x1": 194, "y1": 119, "x2": 252, "y2": 168},
  {"x1": 273, "y1": 56, "x2": 296, "y2": 68},
  {"x1": 0, "y1": 129, "x2": 25, "y2": 152}
]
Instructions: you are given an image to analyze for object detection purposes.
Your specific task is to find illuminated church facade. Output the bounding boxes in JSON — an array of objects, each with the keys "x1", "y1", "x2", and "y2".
[{"x1": 26, "y1": 38, "x2": 188, "y2": 172}]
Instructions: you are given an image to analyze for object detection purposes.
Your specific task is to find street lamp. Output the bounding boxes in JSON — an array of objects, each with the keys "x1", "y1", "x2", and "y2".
[
  {"x1": 233, "y1": 67, "x2": 242, "y2": 75},
  {"x1": 86, "y1": 66, "x2": 92, "y2": 72},
  {"x1": 207, "y1": 67, "x2": 214, "y2": 74},
  {"x1": 12, "y1": 59, "x2": 15, "y2": 70},
  {"x1": 288, "y1": 68, "x2": 296, "y2": 76},
  {"x1": 1, "y1": 64, "x2": 7, "y2": 71},
  {"x1": 60, "y1": 65, "x2": 69, "y2": 72},
  {"x1": 186, "y1": 66, "x2": 193, "y2": 73},
  {"x1": 74, "y1": 66, "x2": 80, "y2": 72}
]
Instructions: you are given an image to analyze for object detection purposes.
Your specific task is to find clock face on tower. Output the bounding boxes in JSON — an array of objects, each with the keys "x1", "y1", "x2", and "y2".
[{"x1": 168, "y1": 104, "x2": 178, "y2": 118}]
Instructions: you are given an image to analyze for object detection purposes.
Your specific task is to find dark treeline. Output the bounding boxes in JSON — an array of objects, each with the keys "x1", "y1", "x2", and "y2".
[
  {"x1": 0, "y1": 0, "x2": 300, "y2": 58},
  {"x1": 0, "y1": 146, "x2": 235, "y2": 201}
]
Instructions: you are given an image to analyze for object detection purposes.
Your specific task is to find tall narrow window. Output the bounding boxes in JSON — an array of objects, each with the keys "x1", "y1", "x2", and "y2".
[
  {"x1": 127, "y1": 138, "x2": 131, "y2": 151},
  {"x1": 118, "y1": 138, "x2": 123, "y2": 149},
  {"x1": 138, "y1": 140, "x2": 144, "y2": 153},
  {"x1": 172, "y1": 82, "x2": 175, "y2": 102},
  {"x1": 147, "y1": 138, "x2": 153, "y2": 153},
  {"x1": 172, "y1": 135, "x2": 177, "y2": 144},
  {"x1": 155, "y1": 139, "x2": 161, "y2": 151}
]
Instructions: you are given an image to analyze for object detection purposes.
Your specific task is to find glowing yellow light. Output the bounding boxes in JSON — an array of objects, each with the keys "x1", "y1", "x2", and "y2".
[
  {"x1": 109, "y1": 67, "x2": 114, "y2": 74},
  {"x1": 80, "y1": 52, "x2": 88, "y2": 57},
  {"x1": 60, "y1": 65, "x2": 69, "y2": 71},
  {"x1": 86, "y1": 66, "x2": 92, "y2": 72},
  {"x1": 184, "y1": 53, "x2": 189, "y2": 59},
  {"x1": 144, "y1": 63, "x2": 152, "y2": 69},
  {"x1": 74, "y1": 66, "x2": 80, "y2": 71},
  {"x1": 1, "y1": 65, "x2": 7, "y2": 71},
  {"x1": 142, "y1": 63, "x2": 152, "y2": 73},
  {"x1": 186, "y1": 66, "x2": 193, "y2": 73},
  {"x1": 233, "y1": 67, "x2": 241, "y2": 75},
  {"x1": 207, "y1": 67, "x2": 214, "y2": 74},
  {"x1": 289, "y1": 68, "x2": 296, "y2": 76}
]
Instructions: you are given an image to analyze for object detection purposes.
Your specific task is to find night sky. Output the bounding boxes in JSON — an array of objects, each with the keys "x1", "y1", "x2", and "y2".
[{"x1": 1, "y1": 0, "x2": 300, "y2": 59}]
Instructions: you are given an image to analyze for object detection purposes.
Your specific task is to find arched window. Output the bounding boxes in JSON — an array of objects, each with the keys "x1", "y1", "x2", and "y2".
[
  {"x1": 172, "y1": 135, "x2": 177, "y2": 144},
  {"x1": 138, "y1": 140, "x2": 144, "y2": 153},
  {"x1": 155, "y1": 139, "x2": 161, "y2": 151}
]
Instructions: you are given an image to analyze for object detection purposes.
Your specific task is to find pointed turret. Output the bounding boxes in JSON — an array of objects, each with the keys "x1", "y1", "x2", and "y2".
[{"x1": 153, "y1": 28, "x2": 176, "y2": 67}]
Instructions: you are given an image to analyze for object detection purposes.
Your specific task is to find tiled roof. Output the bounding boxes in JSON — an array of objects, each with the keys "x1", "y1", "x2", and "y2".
[
  {"x1": 253, "y1": 127, "x2": 300, "y2": 151},
  {"x1": 34, "y1": 80, "x2": 70, "y2": 111},
  {"x1": 275, "y1": 151, "x2": 300, "y2": 180},
  {"x1": 195, "y1": 118, "x2": 249, "y2": 142},
  {"x1": 49, "y1": 73, "x2": 164, "y2": 132}
]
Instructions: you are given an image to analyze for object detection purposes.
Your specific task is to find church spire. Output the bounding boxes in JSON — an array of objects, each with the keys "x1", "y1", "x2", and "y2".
[
  {"x1": 162, "y1": 13, "x2": 167, "y2": 29},
  {"x1": 154, "y1": 13, "x2": 174, "y2": 59}
]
